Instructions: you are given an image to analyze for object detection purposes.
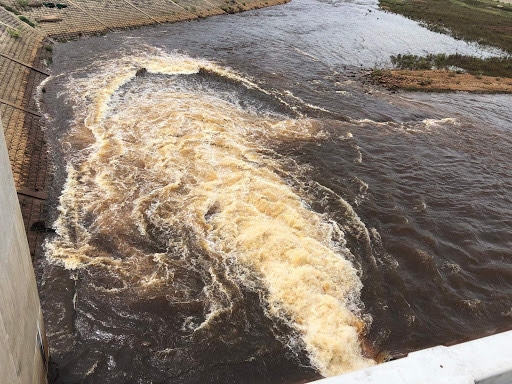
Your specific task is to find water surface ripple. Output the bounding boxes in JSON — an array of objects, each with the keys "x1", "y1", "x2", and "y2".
[{"x1": 40, "y1": 0, "x2": 512, "y2": 382}]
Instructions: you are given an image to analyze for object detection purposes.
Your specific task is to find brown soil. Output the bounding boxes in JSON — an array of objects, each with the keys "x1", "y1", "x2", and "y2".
[{"x1": 372, "y1": 70, "x2": 512, "y2": 93}]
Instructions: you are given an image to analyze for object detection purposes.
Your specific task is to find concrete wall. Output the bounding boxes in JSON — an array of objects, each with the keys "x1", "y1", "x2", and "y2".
[
  {"x1": 1, "y1": 0, "x2": 290, "y2": 41},
  {"x1": 316, "y1": 330, "x2": 512, "y2": 384},
  {"x1": 0, "y1": 117, "x2": 47, "y2": 384}
]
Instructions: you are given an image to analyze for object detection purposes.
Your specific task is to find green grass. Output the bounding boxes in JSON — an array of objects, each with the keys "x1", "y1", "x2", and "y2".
[
  {"x1": 380, "y1": 0, "x2": 512, "y2": 79},
  {"x1": 370, "y1": 67, "x2": 389, "y2": 80},
  {"x1": 380, "y1": 0, "x2": 512, "y2": 53},
  {"x1": 19, "y1": 15, "x2": 36, "y2": 27},
  {"x1": 7, "y1": 27, "x2": 21, "y2": 38},
  {"x1": 391, "y1": 53, "x2": 512, "y2": 78}
]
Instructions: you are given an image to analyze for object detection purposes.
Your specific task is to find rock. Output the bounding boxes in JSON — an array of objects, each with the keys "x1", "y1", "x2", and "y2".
[
  {"x1": 135, "y1": 68, "x2": 147, "y2": 77},
  {"x1": 30, "y1": 221, "x2": 56, "y2": 233}
]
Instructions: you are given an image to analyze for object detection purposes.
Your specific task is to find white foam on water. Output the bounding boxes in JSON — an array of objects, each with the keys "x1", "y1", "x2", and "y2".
[{"x1": 46, "y1": 49, "x2": 375, "y2": 376}]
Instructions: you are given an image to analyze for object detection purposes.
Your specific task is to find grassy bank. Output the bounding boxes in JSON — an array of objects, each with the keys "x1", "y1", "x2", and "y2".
[
  {"x1": 375, "y1": 0, "x2": 512, "y2": 92},
  {"x1": 370, "y1": 69, "x2": 512, "y2": 93},
  {"x1": 390, "y1": 54, "x2": 512, "y2": 78},
  {"x1": 370, "y1": 54, "x2": 512, "y2": 93},
  {"x1": 379, "y1": 0, "x2": 512, "y2": 54}
]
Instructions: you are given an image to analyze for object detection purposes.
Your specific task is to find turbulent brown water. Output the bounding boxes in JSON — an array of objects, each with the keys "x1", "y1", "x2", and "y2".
[{"x1": 38, "y1": 0, "x2": 512, "y2": 383}]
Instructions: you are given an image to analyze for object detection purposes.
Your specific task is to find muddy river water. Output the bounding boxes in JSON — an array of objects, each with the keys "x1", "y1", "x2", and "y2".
[{"x1": 38, "y1": 0, "x2": 512, "y2": 382}]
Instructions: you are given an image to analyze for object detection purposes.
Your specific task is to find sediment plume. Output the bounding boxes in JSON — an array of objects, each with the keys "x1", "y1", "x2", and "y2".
[{"x1": 47, "y1": 49, "x2": 375, "y2": 376}]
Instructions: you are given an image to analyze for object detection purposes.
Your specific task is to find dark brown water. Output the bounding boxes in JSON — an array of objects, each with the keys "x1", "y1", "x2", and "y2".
[{"x1": 38, "y1": 0, "x2": 512, "y2": 382}]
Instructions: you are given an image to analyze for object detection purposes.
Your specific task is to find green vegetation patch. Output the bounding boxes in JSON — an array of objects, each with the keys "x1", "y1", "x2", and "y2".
[
  {"x1": 391, "y1": 53, "x2": 512, "y2": 78},
  {"x1": 7, "y1": 27, "x2": 21, "y2": 38},
  {"x1": 380, "y1": 0, "x2": 512, "y2": 53},
  {"x1": 19, "y1": 15, "x2": 36, "y2": 27},
  {"x1": 42, "y1": 2, "x2": 68, "y2": 8}
]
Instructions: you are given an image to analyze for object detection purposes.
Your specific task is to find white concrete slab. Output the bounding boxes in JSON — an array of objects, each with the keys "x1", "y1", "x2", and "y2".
[{"x1": 315, "y1": 331, "x2": 512, "y2": 384}]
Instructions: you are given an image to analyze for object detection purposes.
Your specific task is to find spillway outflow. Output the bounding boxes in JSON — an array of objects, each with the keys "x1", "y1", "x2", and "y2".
[{"x1": 46, "y1": 50, "x2": 375, "y2": 376}]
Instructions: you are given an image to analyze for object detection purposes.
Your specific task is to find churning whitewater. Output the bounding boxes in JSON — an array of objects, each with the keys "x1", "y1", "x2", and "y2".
[{"x1": 46, "y1": 50, "x2": 375, "y2": 377}]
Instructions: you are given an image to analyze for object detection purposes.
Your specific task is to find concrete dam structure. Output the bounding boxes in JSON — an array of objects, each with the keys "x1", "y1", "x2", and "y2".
[
  {"x1": 0, "y1": 117, "x2": 48, "y2": 384},
  {"x1": 0, "y1": 6, "x2": 50, "y2": 383}
]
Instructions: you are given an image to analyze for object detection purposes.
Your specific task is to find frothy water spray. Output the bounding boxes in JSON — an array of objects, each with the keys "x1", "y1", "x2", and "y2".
[{"x1": 47, "y1": 49, "x2": 375, "y2": 376}]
